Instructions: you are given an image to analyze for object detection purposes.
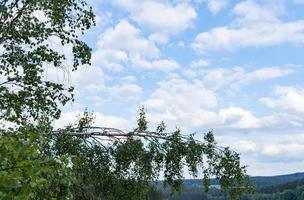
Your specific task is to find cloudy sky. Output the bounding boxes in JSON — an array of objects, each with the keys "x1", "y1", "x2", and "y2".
[{"x1": 51, "y1": 0, "x2": 304, "y2": 176}]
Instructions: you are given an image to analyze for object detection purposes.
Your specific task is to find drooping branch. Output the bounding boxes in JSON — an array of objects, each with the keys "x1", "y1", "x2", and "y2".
[
  {"x1": 53, "y1": 127, "x2": 166, "y2": 139},
  {"x1": 51, "y1": 126, "x2": 233, "y2": 154},
  {"x1": 50, "y1": 125, "x2": 252, "y2": 199},
  {"x1": 47, "y1": 109, "x2": 253, "y2": 199}
]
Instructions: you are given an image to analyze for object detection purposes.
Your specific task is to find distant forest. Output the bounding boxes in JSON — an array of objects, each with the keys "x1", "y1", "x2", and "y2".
[{"x1": 149, "y1": 172, "x2": 304, "y2": 200}]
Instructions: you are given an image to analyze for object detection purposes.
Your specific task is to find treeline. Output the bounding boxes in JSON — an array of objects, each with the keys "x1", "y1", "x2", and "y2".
[
  {"x1": 250, "y1": 172, "x2": 304, "y2": 187},
  {"x1": 150, "y1": 177, "x2": 304, "y2": 200},
  {"x1": 257, "y1": 177, "x2": 304, "y2": 193},
  {"x1": 241, "y1": 185, "x2": 304, "y2": 200}
]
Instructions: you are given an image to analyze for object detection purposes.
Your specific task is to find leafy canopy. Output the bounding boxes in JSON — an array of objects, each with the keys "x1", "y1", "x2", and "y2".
[
  {"x1": 0, "y1": 0, "x2": 94, "y2": 124},
  {"x1": 0, "y1": 124, "x2": 75, "y2": 199},
  {"x1": 0, "y1": 0, "x2": 94, "y2": 198}
]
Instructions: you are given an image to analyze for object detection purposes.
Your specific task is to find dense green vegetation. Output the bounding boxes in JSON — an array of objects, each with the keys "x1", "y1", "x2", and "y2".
[{"x1": 0, "y1": 0, "x2": 252, "y2": 199}]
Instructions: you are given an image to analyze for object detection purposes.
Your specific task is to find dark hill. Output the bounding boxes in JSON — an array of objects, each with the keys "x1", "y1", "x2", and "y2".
[
  {"x1": 180, "y1": 172, "x2": 304, "y2": 188},
  {"x1": 154, "y1": 172, "x2": 304, "y2": 200}
]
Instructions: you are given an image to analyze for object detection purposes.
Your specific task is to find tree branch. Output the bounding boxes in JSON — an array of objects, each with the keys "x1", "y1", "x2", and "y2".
[{"x1": 51, "y1": 127, "x2": 236, "y2": 155}]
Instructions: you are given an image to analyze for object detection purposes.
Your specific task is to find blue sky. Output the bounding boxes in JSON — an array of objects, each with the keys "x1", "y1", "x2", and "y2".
[{"x1": 51, "y1": 0, "x2": 304, "y2": 176}]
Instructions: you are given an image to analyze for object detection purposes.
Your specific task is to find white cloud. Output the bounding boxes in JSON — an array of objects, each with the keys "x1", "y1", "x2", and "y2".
[
  {"x1": 177, "y1": 41, "x2": 186, "y2": 47},
  {"x1": 202, "y1": 65, "x2": 294, "y2": 91},
  {"x1": 94, "y1": 11, "x2": 113, "y2": 27},
  {"x1": 45, "y1": 64, "x2": 106, "y2": 95},
  {"x1": 96, "y1": 20, "x2": 179, "y2": 72},
  {"x1": 234, "y1": 140, "x2": 257, "y2": 153},
  {"x1": 92, "y1": 49, "x2": 128, "y2": 72},
  {"x1": 32, "y1": 10, "x2": 48, "y2": 23},
  {"x1": 202, "y1": 67, "x2": 244, "y2": 90},
  {"x1": 261, "y1": 143, "x2": 304, "y2": 158},
  {"x1": 259, "y1": 112, "x2": 304, "y2": 128},
  {"x1": 110, "y1": 83, "x2": 143, "y2": 99},
  {"x1": 111, "y1": 0, "x2": 197, "y2": 34},
  {"x1": 217, "y1": 132, "x2": 304, "y2": 175},
  {"x1": 260, "y1": 86, "x2": 304, "y2": 113},
  {"x1": 232, "y1": 0, "x2": 284, "y2": 24},
  {"x1": 142, "y1": 76, "x2": 304, "y2": 131},
  {"x1": 73, "y1": 66, "x2": 106, "y2": 94},
  {"x1": 148, "y1": 78, "x2": 218, "y2": 108},
  {"x1": 191, "y1": 59, "x2": 210, "y2": 68},
  {"x1": 132, "y1": 56, "x2": 180, "y2": 71},
  {"x1": 40, "y1": 36, "x2": 107, "y2": 97},
  {"x1": 216, "y1": 137, "x2": 257, "y2": 154},
  {"x1": 54, "y1": 111, "x2": 132, "y2": 130},
  {"x1": 257, "y1": 133, "x2": 304, "y2": 162},
  {"x1": 143, "y1": 77, "x2": 266, "y2": 130},
  {"x1": 144, "y1": 78, "x2": 218, "y2": 129},
  {"x1": 121, "y1": 75, "x2": 137, "y2": 83},
  {"x1": 98, "y1": 20, "x2": 159, "y2": 58},
  {"x1": 148, "y1": 33, "x2": 169, "y2": 44},
  {"x1": 218, "y1": 106, "x2": 261, "y2": 129},
  {"x1": 192, "y1": 0, "x2": 304, "y2": 53},
  {"x1": 205, "y1": 0, "x2": 229, "y2": 14},
  {"x1": 141, "y1": 71, "x2": 302, "y2": 131},
  {"x1": 240, "y1": 66, "x2": 294, "y2": 84}
]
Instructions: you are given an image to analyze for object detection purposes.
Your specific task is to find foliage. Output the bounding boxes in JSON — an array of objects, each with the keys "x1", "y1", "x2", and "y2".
[
  {"x1": 0, "y1": 0, "x2": 94, "y2": 198},
  {"x1": 49, "y1": 109, "x2": 253, "y2": 200},
  {"x1": 0, "y1": 0, "x2": 95, "y2": 124},
  {"x1": 0, "y1": 125, "x2": 74, "y2": 199}
]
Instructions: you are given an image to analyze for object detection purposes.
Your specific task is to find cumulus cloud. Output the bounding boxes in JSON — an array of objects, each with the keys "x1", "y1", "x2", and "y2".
[
  {"x1": 110, "y1": 83, "x2": 143, "y2": 99},
  {"x1": 259, "y1": 112, "x2": 304, "y2": 128},
  {"x1": 202, "y1": 65, "x2": 294, "y2": 91},
  {"x1": 54, "y1": 111, "x2": 132, "y2": 130},
  {"x1": 98, "y1": 20, "x2": 159, "y2": 58},
  {"x1": 260, "y1": 86, "x2": 304, "y2": 113},
  {"x1": 148, "y1": 33, "x2": 169, "y2": 45},
  {"x1": 95, "y1": 20, "x2": 179, "y2": 72},
  {"x1": 240, "y1": 66, "x2": 294, "y2": 84},
  {"x1": 192, "y1": 0, "x2": 304, "y2": 53},
  {"x1": 92, "y1": 49, "x2": 128, "y2": 72},
  {"x1": 41, "y1": 36, "x2": 107, "y2": 98},
  {"x1": 260, "y1": 143, "x2": 304, "y2": 162},
  {"x1": 142, "y1": 73, "x2": 304, "y2": 132},
  {"x1": 121, "y1": 75, "x2": 137, "y2": 83},
  {"x1": 111, "y1": 0, "x2": 197, "y2": 34},
  {"x1": 218, "y1": 106, "x2": 261, "y2": 129},
  {"x1": 131, "y1": 56, "x2": 180, "y2": 71},
  {"x1": 205, "y1": 0, "x2": 229, "y2": 14},
  {"x1": 144, "y1": 77, "x2": 218, "y2": 129},
  {"x1": 258, "y1": 133, "x2": 304, "y2": 162},
  {"x1": 190, "y1": 59, "x2": 210, "y2": 68},
  {"x1": 216, "y1": 136, "x2": 257, "y2": 154},
  {"x1": 217, "y1": 132, "x2": 304, "y2": 175},
  {"x1": 45, "y1": 64, "x2": 106, "y2": 95},
  {"x1": 143, "y1": 77, "x2": 269, "y2": 131}
]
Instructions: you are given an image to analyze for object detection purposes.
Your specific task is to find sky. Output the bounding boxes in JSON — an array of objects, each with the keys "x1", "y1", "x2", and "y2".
[{"x1": 50, "y1": 0, "x2": 304, "y2": 176}]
